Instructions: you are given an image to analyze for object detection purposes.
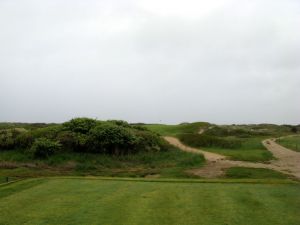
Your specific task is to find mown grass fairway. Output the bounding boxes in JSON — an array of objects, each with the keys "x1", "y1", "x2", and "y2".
[{"x1": 1, "y1": 178, "x2": 300, "y2": 225}]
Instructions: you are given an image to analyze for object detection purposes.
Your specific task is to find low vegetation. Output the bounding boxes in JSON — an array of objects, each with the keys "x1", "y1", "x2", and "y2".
[
  {"x1": 276, "y1": 135, "x2": 300, "y2": 152},
  {"x1": 0, "y1": 118, "x2": 169, "y2": 156},
  {"x1": 0, "y1": 120, "x2": 297, "y2": 178},
  {"x1": 0, "y1": 118, "x2": 205, "y2": 179},
  {"x1": 201, "y1": 137, "x2": 273, "y2": 162},
  {"x1": 146, "y1": 123, "x2": 281, "y2": 162}
]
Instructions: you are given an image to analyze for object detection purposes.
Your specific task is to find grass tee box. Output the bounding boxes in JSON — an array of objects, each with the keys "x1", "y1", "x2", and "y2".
[{"x1": 1, "y1": 178, "x2": 300, "y2": 225}]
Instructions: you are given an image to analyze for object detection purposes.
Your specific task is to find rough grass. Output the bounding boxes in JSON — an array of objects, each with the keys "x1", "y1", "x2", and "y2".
[
  {"x1": 197, "y1": 137, "x2": 273, "y2": 162},
  {"x1": 277, "y1": 135, "x2": 300, "y2": 152},
  {"x1": 0, "y1": 147, "x2": 205, "y2": 179},
  {"x1": 146, "y1": 124, "x2": 275, "y2": 162},
  {"x1": 0, "y1": 178, "x2": 299, "y2": 225},
  {"x1": 144, "y1": 122, "x2": 209, "y2": 136},
  {"x1": 226, "y1": 167, "x2": 288, "y2": 179}
]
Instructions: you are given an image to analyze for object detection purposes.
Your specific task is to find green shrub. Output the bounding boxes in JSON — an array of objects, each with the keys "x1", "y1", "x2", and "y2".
[
  {"x1": 107, "y1": 120, "x2": 130, "y2": 127},
  {"x1": 57, "y1": 131, "x2": 90, "y2": 152},
  {"x1": 88, "y1": 123, "x2": 139, "y2": 154},
  {"x1": 31, "y1": 125, "x2": 62, "y2": 139},
  {"x1": 15, "y1": 132, "x2": 34, "y2": 148},
  {"x1": 0, "y1": 118, "x2": 172, "y2": 156},
  {"x1": 133, "y1": 130, "x2": 165, "y2": 152},
  {"x1": 63, "y1": 118, "x2": 97, "y2": 134},
  {"x1": 0, "y1": 130, "x2": 15, "y2": 149},
  {"x1": 0, "y1": 129, "x2": 27, "y2": 150},
  {"x1": 29, "y1": 138, "x2": 61, "y2": 158}
]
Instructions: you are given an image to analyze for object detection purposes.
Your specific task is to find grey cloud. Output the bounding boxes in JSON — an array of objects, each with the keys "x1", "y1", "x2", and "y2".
[{"x1": 0, "y1": 0, "x2": 299, "y2": 124}]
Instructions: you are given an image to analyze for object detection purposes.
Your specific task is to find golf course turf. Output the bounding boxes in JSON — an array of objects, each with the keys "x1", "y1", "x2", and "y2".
[{"x1": 1, "y1": 178, "x2": 299, "y2": 225}]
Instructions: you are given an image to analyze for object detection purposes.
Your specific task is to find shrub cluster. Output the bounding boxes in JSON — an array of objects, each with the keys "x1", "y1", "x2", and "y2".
[
  {"x1": 28, "y1": 138, "x2": 61, "y2": 158},
  {"x1": 0, "y1": 128, "x2": 27, "y2": 149},
  {"x1": 178, "y1": 134, "x2": 242, "y2": 149},
  {"x1": 0, "y1": 118, "x2": 167, "y2": 158},
  {"x1": 205, "y1": 126, "x2": 268, "y2": 138}
]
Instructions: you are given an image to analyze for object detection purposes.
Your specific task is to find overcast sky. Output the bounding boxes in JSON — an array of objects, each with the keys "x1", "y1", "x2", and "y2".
[{"x1": 0, "y1": 0, "x2": 299, "y2": 124}]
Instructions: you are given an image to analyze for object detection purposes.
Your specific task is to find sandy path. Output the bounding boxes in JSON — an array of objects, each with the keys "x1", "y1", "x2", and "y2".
[
  {"x1": 262, "y1": 139, "x2": 300, "y2": 178},
  {"x1": 164, "y1": 137, "x2": 300, "y2": 179},
  {"x1": 198, "y1": 129, "x2": 205, "y2": 135}
]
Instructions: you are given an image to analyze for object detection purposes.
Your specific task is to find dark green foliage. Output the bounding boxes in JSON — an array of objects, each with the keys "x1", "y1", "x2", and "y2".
[
  {"x1": 0, "y1": 130, "x2": 15, "y2": 149},
  {"x1": 30, "y1": 125, "x2": 63, "y2": 139},
  {"x1": 0, "y1": 118, "x2": 168, "y2": 157},
  {"x1": 15, "y1": 132, "x2": 34, "y2": 149},
  {"x1": 88, "y1": 123, "x2": 139, "y2": 154},
  {"x1": 0, "y1": 123, "x2": 52, "y2": 131},
  {"x1": 29, "y1": 138, "x2": 61, "y2": 159},
  {"x1": 291, "y1": 127, "x2": 298, "y2": 133},
  {"x1": 62, "y1": 118, "x2": 97, "y2": 134},
  {"x1": 107, "y1": 120, "x2": 130, "y2": 127},
  {"x1": 178, "y1": 134, "x2": 242, "y2": 149},
  {"x1": 134, "y1": 129, "x2": 166, "y2": 152},
  {"x1": 56, "y1": 131, "x2": 88, "y2": 152},
  {"x1": 0, "y1": 128, "x2": 27, "y2": 150}
]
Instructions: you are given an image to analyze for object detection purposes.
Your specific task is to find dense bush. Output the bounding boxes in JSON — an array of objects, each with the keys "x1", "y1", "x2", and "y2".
[
  {"x1": 291, "y1": 127, "x2": 298, "y2": 133},
  {"x1": 134, "y1": 130, "x2": 166, "y2": 152},
  {"x1": 15, "y1": 132, "x2": 34, "y2": 148},
  {"x1": 0, "y1": 130, "x2": 15, "y2": 149},
  {"x1": 0, "y1": 118, "x2": 170, "y2": 156},
  {"x1": 63, "y1": 118, "x2": 97, "y2": 134},
  {"x1": 178, "y1": 134, "x2": 242, "y2": 149},
  {"x1": 88, "y1": 123, "x2": 139, "y2": 154},
  {"x1": 29, "y1": 138, "x2": 61, "y2": 158},
  {"x1": 0, "y1": 128, "x2": 27, "y2": 150},
  {"x1": 56, "y1": 131, "x2": 89, "y2": 152}
]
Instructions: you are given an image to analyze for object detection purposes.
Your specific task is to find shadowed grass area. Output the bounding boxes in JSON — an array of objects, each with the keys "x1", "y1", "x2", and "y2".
[
  {"x1": 277, "y1": 135, "x2": 300, "y2": 152},
  {"x1": 225, "y1": 167, "x2": 288, "y2": 179},
  {"x1": 0, "y1": 178, "x2": 299, "y2": 225}
]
